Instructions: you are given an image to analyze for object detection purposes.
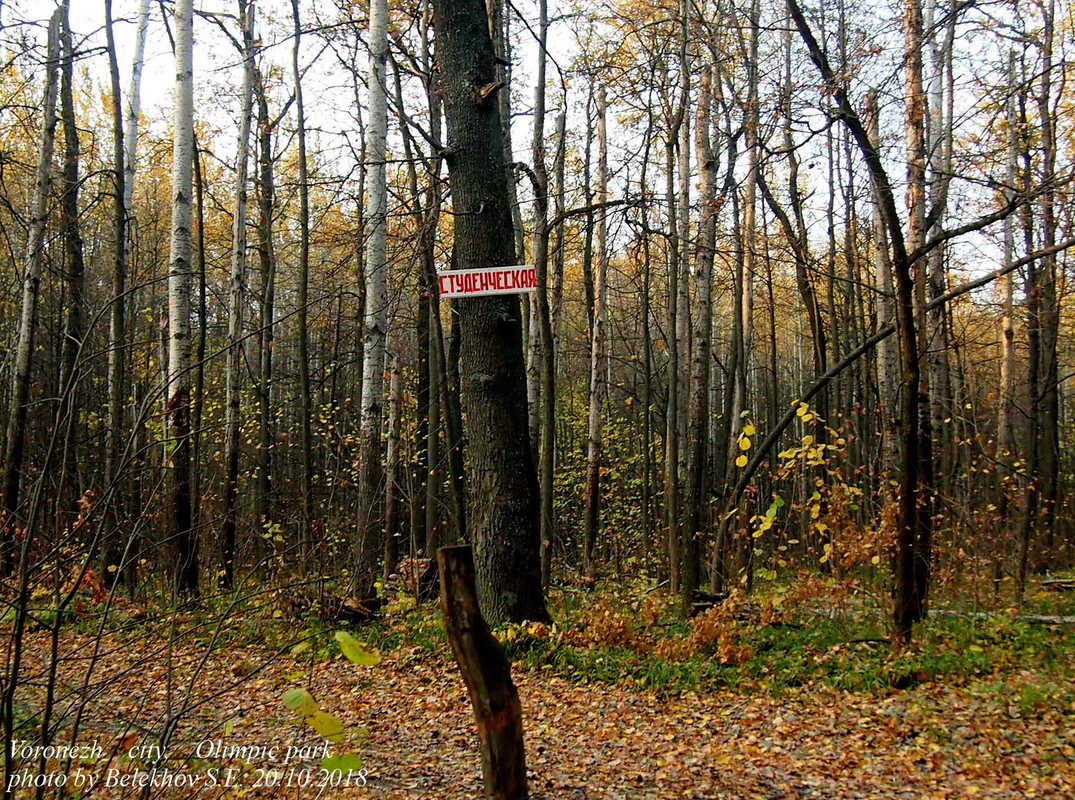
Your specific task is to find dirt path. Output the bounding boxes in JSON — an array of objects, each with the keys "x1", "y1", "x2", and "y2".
[{"x1": 11, "y1": 632, "x2": 1075, "y2": 799}]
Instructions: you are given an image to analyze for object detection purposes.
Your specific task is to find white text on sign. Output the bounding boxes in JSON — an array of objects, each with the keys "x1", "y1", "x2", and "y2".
[{"x1": 437, "y1": 265, "x2": 537, "y2": 298}]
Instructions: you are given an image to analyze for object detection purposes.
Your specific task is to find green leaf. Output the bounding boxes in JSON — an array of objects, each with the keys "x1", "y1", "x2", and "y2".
[
  {"x1": 306, "y1": 711, "x2": 345, "y2": 743},
  {"x1": 283, "y1": 688, "x2": 319, "y2": 717},
  {"x1": 224, "y1": 718, "x2": 235, "y2": 736},
  {"x1": 335, "y1": 631, "x2": 381, "y2": 666},
  {"x1": 321, "y1": 754, "x2": 364, "y2": 772},
  {"x1": 291, "y1": 641, "x2": 312, "y2": 656}
]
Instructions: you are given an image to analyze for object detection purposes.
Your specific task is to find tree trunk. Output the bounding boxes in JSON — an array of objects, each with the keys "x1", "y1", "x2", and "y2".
[
  {"x1": 582, "y1": 87, "x2": 608, "y2": 579},
  {"x1": 867, "y1": 90, "x2": 899, "y2": 474},
  {"x1": 58, "y1": 2, "x2": 85, "y2": 518},
  {"x1": 1, "y1": 8, "x2": 61, "y2": 576},
  {"x1": 663, "y1": 126, "x2": 681, "y2": 593},
  {"x1": 168, "y1": 0, "x2": 198, "y2": 595},
  {"x1": 355, "y1": 0, "x2": 390, "y2": 596},
  {"x1": 431, "y1": 0, "x2": 548, "y2": 625},
  {"x1": 292, "y1": 0, "x2": 315, "y2": 543},
  {"x1": 1033, "y1": 0, "x2": 1060, "y2": 567},
  {"x1": 899, "y1": 0, "x2": 932, "y2": 636},
  {"x1": 681, "y1": 62, "x2": 716, "y2": 612},
  {"x1": 788, "y1": 0, "x2": 927, "y2": 642},
  {"x1": 253, "y1": 63, "x2": 277, "y2": 533},
  {"x1": 104, "y1": 0, "x2": 136, "y2": 586},
  {"x1": 222, "y1": 0, "x2": 255, "y2": 590},
  {"x1": 192, "y1": 141, "x2": 208, "y2": 537},
  {"x1": 384, "y1": 342, "x2": 403, "y2": 578},
  {"x1": 531, "y1": 0, "x2": 556, "y2": 591},
  {"x1": 996, "y1": 51, "x2": 1018, "y2": 579}
]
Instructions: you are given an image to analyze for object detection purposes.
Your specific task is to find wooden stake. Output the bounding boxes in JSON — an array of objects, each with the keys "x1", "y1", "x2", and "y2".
[{"x1": 438, "y1": 545, "x2": 528, "y2": 799}]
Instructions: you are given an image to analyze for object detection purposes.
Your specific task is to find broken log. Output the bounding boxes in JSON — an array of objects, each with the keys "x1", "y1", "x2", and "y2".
[
  {"x1": 1041, "y1": 578, "x2": 1075, "y2": 593},
  {"x1": 438, "y1": 545, "x2": 528, "y2": 800}
]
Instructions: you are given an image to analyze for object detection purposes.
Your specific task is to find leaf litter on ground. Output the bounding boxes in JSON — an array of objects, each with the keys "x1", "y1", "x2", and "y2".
[{"x1": 12, "y1": 628, "x2": 1074, "y2": 799}]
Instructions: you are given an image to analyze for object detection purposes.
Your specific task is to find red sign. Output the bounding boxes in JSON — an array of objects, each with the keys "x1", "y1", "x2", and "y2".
[{"x1": 437, "y1": 265, "x2": 536, "y2": 298}]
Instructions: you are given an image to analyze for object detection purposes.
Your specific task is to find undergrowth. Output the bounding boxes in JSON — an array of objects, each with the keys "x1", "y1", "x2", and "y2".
[{"x1": 40, "y1": 571, "x2": 1075, "y2": 703}]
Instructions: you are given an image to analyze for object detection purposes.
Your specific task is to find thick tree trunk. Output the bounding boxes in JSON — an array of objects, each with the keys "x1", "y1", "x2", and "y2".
[
  {"x1": 899, "y1": 0, "x2": 932, "y2": 636},
  {"x1": 355, "y1": 0, "x2": 390, "y2": 596},
  {"x1": 431, "y1": 0, "x2": 548, "y2": 625},
  {"x1": 168, "y1": 0, "x2": 198, "y2": 595},
  {"x1": 58, "y1": 2, "x2": 85, "y2": 520},
  {"x1": 681, "y1": 63, "x2": 716, "y2": 612}
]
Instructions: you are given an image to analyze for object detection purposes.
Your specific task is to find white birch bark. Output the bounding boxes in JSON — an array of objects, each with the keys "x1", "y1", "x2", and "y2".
[
  {"x1": 168, "y1": 0, "x2": 197, "y2": 593},
  {"x1": 356, "y1": 0, "x2": 390, "y2": 590}
]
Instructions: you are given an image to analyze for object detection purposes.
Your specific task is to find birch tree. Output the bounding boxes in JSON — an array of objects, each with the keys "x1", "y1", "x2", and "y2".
[
  {"x1": 356, "y1": 0, "x2": 390, "y2": 594},
  {"x1": 167, "y1": 0, "x2": 198, "y2": 595}
]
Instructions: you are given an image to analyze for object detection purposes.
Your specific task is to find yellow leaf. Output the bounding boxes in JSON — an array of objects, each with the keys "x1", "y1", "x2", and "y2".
[
  {"x1": 739, "y1": 437, "x2": 751, "y2": 451},
  {"x1": 735, "y1": 454, "x2": 748, "y2": 467},
  {"x1": 743, "y1": 423, "x2": 756, "y2": 436},
  {"x1": 871, "y1": 555, "x2": 881, "y2": 565}
]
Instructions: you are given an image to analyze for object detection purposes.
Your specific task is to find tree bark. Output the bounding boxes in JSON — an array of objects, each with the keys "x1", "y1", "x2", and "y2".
[
  {"x1": 58, "y1": 1, "x2": 85, "y2": 519},
  {"x1": 431, "y1": 0, "x2": 548, "y2": 625},
  {"x1": 168, "y1": 0, "x2": 198, "y2": 595},
  {"x1": 291, "y1": 0, "x2": 315, "y2": 543},
  {"x1": 222, "y1": 0, "x2": 255, "y2": 590},
  {"x1": 681, "y1": 62, "x2": 716, "y2": 612},
  {"x1": 438, "y1": 546, "x2": 528, "y2": 799},
  {"x1": 253, "y1": 62, "x2": 278, "y2": 533},
  {"x1": 788, "y1": 0, "x2": 926, "y2": 642},
  {"x1": 104, "y1": 0, "x2": 135, "y2": 586},
  {"x1": 384, "y1": 341, "x2": 403, "y2": 577},
  {"x1": 1, "y1": 8, "x2": 61, "y2": 576},
  {"x1": 356, "y1": 0, "x2": 390, "y2": 595},
  {"x1": 582, "y1": 87, "x2": 608, "y2": 579},
  {"x1": 531, "y1": 0, "x2": 556, "y2": 591}
]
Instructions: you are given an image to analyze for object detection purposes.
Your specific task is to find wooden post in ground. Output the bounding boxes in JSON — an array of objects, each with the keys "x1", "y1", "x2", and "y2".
[{"x1": 438, "y1": 545, "x2": 528, "y2": 799}]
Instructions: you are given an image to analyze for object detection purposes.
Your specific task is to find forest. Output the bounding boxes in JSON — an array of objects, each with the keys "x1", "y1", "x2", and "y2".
[{"x1": 0, "y1": 0, "x2": 1073, "y2": 796}]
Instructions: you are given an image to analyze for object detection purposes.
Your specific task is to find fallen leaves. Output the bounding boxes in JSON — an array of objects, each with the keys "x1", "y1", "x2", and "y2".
[{"x1": 13, "y1": 628, "x2": 1075, "y2": 799}]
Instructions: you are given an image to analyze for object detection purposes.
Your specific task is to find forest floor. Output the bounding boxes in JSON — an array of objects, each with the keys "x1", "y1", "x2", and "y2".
[{"x1": 10, "y1": 580, "x2": 1075, "y2": 799}]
